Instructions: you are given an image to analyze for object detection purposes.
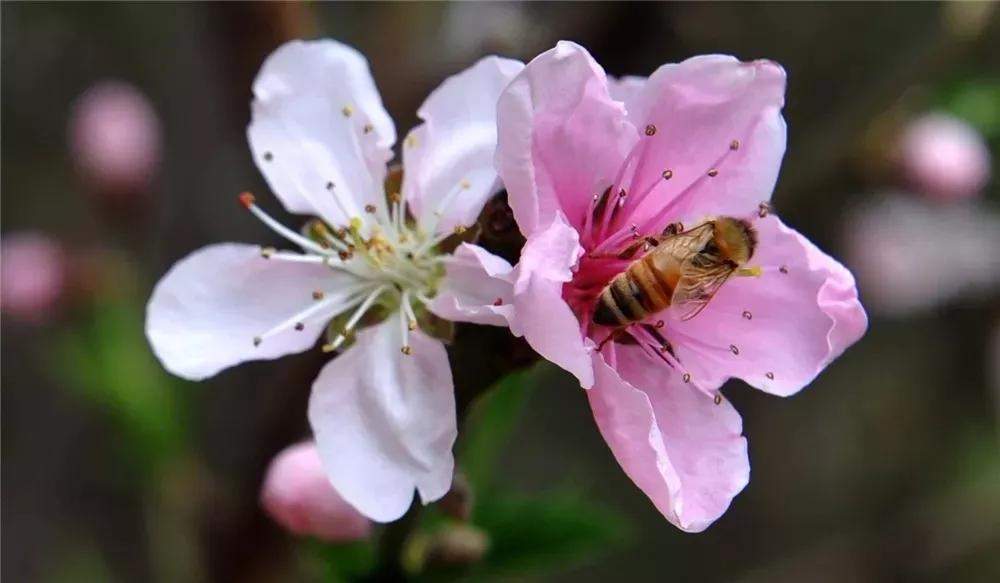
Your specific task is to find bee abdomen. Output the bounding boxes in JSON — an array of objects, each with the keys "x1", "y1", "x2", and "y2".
[{"x1": 593, "y1": 272, "x2": 650, "y2": 326}]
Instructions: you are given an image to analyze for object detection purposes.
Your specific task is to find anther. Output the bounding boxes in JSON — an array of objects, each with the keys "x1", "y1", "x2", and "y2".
[
  {"x1": 321, "y1": 343, "x2": 335, "y2": 353},
  {"x1": 453, "y1": 225, "x2": 467, "y2": 235},
  {"x1": 460, "y1": 179, "x2": 471, "y2": 190},
  {"x1": 730, "y1": 139, "x2": 740, "y2": 151},
  {"x1": 338, "y1": 250, "x2": 353, "y2": 261},
  {"x1": 662, "y1": 169, "x2": 673, "y2": 180},
  {"x1": 404, "y1": 134, "x2": 418, "y2": 148},
  {"x1": 253, "y1": 336, "x2": 262, "y2": 347},
  {"x1": 326, "y1": 181, "x2": 335, "y2": 190},
  {"x1": 766, "y1": 372, "x2": 775, "y2": 380},
  {"x1": 493, "y1": 298, "x2": 504, "y2": 306},
  {"x1": 364, "y1": 204, "x2": 376, "y2": 214},
  {"x1": 363, "y1": 123, "x2": 374, "y2": 134},
  {"x1": 294, "y1": 322, "x2": 305, "y2": 331},
  {"x1": 730, "y1": 344, "x2": 740, "y2": 355},
  {"x1": 655, "y1": 320, "x2": 664, "y2": 328},
  {"x1": 758, "y1": 201, "x2": 771, "y2": 218},
  {"x1": 742, "y1": 310, "x2": 752, "y2": 320},
  {"x1": 260, "y1": 247, "x2": 276, "y2": 259},
  {"x1": 388, "y1": 191, "x2": 401, "y2": 204},
  {"x1": 707, "y1": 168, "x2": 719, "y2": 177},
  {"x1": 407, "y1": 320, "x2": 417, "y2": 331},
  {"x1": 779, "y1": 265, "x2": 789, "y2": 274},
  {"x1": 341, "y1": 105, "x2": 354, "y2": 118},
  {"x1": 262, "y1": 151, "x2": 273, "y2": 162},
  {"x1": 714, "y1": 393, "x2": 723, "y2": 405},
  {"x1": 238, "y1": 192, "x2": 256, "y2": 209},
  {"x1": 660, "y1": 344, "x2": 670, "y2": 353},
  {"x1": 682, "y1": 373, "x2": 691, "y2": 383},
  {"x1": 645, "y1": 124, "x2": 657, "y2": 136},
  {"x1": 312, "y1": 290, "x2": 325, "y2": 300},
  {"x1": 401, "y1": 345, "x2": 412, "y2": 355}
]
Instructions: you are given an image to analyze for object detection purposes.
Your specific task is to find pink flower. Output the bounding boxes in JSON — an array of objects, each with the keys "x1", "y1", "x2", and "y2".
[
  {"x1": 146, "y1": 40, "x2": 523, "y2": 522},
  {"x1": 1, "y1": 231, "x2": 66, "y2": 323},
  {"x1": 438, "y1": 42, "x2": 867, "y2": 531},
  {"x1": 69, "y1": 81, "x2": 162, "y2": 195},
  {"x1": 900, "y1": 113, "x2": 991, "y2": 202},
  {"x1": 261, "y1": 441, "x2": 372, "y2": 542}
]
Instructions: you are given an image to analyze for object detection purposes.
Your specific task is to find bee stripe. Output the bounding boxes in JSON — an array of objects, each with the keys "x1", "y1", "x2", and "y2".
[
  {"x1": 610, "y1": 276, "x2": 647, "y2": 322},
  {"x1": 596, "y1": 287, "x2": 629, "y2": 326},
  {"x1": 629, "y1": 260, "x2": 672, "y2": 312}
]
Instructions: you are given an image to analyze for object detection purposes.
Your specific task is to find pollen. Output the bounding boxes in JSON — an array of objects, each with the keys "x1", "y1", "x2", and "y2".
[
  {"x1": 645, "y1": 124, "x2": 657, "y2": 136},
  {"x1": 341, "y1": 105, "x2": 354, "y2": 118},
  {"x1": 321, "y1": 343, "x2": 335, "y2": 353},
  {"x1": 238, "y1": 192, "x2": 256, "y2": 209},
  {"x1": 260, "y1": 247, "x2": 276, "y2": 259},
  {"x1": 453, "y1": 225, "x2": 468, "y2": 235},
  {"x1": 707, "y1": 168, "x2": 719, "y2": 177},
  {"x1": 662, "y1": 169, "x2": 673, "y2": 180}
]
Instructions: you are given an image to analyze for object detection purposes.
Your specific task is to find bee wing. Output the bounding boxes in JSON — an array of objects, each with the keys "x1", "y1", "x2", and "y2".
[
  {"x1": 672, "y1": 259, "x2": 736, "y2": 321},
  {"x1": 653, "y1": 221, "x2": 715, "y2": 261}
]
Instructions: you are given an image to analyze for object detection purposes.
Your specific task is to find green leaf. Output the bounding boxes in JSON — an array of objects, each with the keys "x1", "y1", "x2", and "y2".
[
  {"x1": 458, "y1": 366, "x2": 539, "y2": 493},
  {"x1": 52, "y1": 299, "x2": 188, "y2": 471},
  {"x1": 302, "y1": 539, "x2": 375, "y2": 582},
  {"x1": 470, "y1": 490, "x2": 631, "y2": 579}
]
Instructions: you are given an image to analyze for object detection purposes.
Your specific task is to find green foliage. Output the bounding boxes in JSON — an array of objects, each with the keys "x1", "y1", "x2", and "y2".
[
  {"x1": 938, "y1": 78, "x2": 1000, "y2": 139},
  {"x1": 53, "y1": 299, "x2": 187, "y2": 473},
  {"x1": 304, "y1": 540, "x2": 376, "y2": 582}
]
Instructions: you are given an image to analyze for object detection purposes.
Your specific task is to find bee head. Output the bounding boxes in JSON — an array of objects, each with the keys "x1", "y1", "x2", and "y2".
[{"x1": 712, "y1": 217, "x2": 757, "y2": 265}]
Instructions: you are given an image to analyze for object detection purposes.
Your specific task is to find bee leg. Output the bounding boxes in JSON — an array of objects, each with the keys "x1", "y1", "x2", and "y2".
[
  {"x1": 597, "y1": 327, "x2": 625, "y2": 351},
  {"x1": 661, "y1": 222, "x2": 684, "y2": 237}
]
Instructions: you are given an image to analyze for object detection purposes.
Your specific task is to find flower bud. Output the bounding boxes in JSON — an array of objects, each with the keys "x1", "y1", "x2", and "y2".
[
  {"x1": 260, "y1": 441, "x2": 371, "y2": 542},
  {"x1": 1, "y1": 232, "x2": 66, "y2": 323},
  {"x1": 69, "y1": 81, "x2": 161, "y2": 198},
  {"x1": 899, "y1": 113, "x2": 991, "y2": 203}
]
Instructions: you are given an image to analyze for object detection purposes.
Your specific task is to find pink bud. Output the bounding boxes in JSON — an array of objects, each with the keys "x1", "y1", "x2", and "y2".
[
  {"x1": 1, "y1": 232, "x2": 66, "y2": 323},
  {"x1": 260, "y1": 442, "x2": 371, "y2": 542},
  {"x1": 900, "y1": 113, "x2": 991, "y2": 202},
  {"x1": 69, "y1": 81, "x2": 161, "y2": 196}
]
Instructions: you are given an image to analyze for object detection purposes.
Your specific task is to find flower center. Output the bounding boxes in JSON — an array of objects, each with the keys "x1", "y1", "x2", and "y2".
[{"x1": 238, "y1": 191, "x2": 451, "y2": 355}]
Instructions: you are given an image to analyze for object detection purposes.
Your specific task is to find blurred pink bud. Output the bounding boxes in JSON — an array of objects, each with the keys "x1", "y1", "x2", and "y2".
[
  {"x1": 900, "y1": 113, "x2": 991, "y2": 202},
  {"x1": 69, "y1": 81, "x2": 161, "y2": 196},
  {"x1": 260, "y1": 441, "x2": 371, "y2": 542},
  {"x1": 0, "y1": 232, "x2": 66, "y2": 323},
  {"x1": 844, "y1": 194, "x2": 1000, "y2": 316}
]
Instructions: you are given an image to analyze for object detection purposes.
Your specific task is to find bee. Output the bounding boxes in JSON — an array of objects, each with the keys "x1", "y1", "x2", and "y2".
[{"x1": 593, "y1": 217, "x2": 759, "y2": 327}]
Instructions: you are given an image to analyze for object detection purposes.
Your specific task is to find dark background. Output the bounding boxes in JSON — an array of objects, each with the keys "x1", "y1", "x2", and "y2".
[{"x1": 3, "y1": 2, "x2": 998, "y2": 582}]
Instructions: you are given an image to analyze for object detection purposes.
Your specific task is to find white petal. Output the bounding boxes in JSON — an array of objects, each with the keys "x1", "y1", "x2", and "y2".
[
  {"x1": 146, "y1": 243, "x2": 354, "y2": 380},
  {"x1": 247, "y1": 40, "x2": 396, "y2": 226},
  {"x1": 402, "y1": 56, "x2": 524, "y2": 235},
  {"x1": 308, "y1": 315, "x2": 457, "y2": 522},
  {"x1": 431, "y1": 243, "x2": 515, "y2": 326}
]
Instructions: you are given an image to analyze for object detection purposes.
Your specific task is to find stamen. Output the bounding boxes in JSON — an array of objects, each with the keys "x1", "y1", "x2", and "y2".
[
  {"x1": 239, "y1": 192, "x2": 333, "y2": 256},
  {"x1": 322, "y1": 285, "x2": 387, "y2": 352},
  {"x1": 255, "y1": 286, "x2": 372, "y2": 346},
  {"x1": 399, "y1": 305, "x2": 411, "y2": 355}
]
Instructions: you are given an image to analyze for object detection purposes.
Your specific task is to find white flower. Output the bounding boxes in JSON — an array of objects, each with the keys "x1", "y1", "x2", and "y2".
[{"x1": 146, "y1": 40, "x2": 522, "y2": 522}]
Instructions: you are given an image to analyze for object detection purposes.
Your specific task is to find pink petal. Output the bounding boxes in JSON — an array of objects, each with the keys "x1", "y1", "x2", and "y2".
[
  {"x1": 900, "y1": 112, "x2": 991, "y2": 202},
  {"x1": 0, "y1": 232, "x2": 65, "y2": 323},
  {"x1": 509, "y1": 216, "x2": 594, "y2": 388},
  {"x1": 588, "y1": 344, "x2": 749, "y2": 532},
  {"x1": 402, "y1": 56, "x2": 524, "y2": 235},
  {"x1": 308, "y1": 315, "x2": 457, "y2": 523},
  {"x1": 430, "y1": 243, "x2": 515, "y2": 327},
  {"x1": 620, "y1": 56, "x2": 786, "y2": 232},
  {"x1": 146, "y1": 243, "x2": 356, "y2": 381},
  {"x1": 247, "y1": 40, "x2": 395, "y2": 227},
  {"x1": 260, "y1": 441, "x2": 372, "y2": 542},
  {"x1": 607, "y1": 74, "x2": 647, "y2": 114},
  {"x1": 496, "y1": 41, "x2": 638, "y2": 236},
  {"x1": 666, "y1": 216, "x2": 868, "y2": 397}
]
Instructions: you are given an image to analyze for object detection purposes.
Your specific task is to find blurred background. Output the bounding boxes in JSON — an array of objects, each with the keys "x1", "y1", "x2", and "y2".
[{"x1": 3, "y1": 2, "x2": 999, "y2": 582}]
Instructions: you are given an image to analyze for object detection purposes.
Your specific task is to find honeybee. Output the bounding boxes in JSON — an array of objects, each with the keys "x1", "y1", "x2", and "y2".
[{"x1": 593, "y1": 217, "x2": 759, "y2": 327}]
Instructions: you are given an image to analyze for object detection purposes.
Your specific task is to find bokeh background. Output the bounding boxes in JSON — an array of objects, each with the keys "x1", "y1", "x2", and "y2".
[{"x1": 3, "y1": 2, "x2": 999, "y2": 582}]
